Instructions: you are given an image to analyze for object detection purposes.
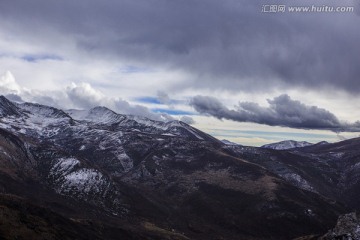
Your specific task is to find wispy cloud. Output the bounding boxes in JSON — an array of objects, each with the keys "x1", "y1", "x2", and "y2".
[{"x1": 180, "y1": 115, "x2": 195, "y2": 125}]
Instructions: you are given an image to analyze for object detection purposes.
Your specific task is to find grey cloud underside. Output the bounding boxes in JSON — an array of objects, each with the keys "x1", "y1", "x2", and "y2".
[
  {"x1": 1, "y1": 0, "x2": 360, "y2": 93},
  {"x1": 190, "y1": 94, "x2": 360, "y2": 132}
]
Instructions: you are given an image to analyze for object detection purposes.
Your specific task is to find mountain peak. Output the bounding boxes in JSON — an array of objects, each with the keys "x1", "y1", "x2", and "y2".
[
  {"x1": 18, "y1": 102, "x2": 71, "y2": 119},
  {"x1": 0, "y1": 95, "x2": 21, "y2": 117},
  {"x1": 0, "y1": 95, "x2": 8, "y2": 102},
  {"x1": 70, "y1": 106, "x2": 126, "y2": 124},
  {"x1": 89, "y1": 106, "x2": 114, "y2": 113}
]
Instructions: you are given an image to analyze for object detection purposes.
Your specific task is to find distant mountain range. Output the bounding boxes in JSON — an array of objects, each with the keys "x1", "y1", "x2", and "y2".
[
  {"x1": 261, "y1": 140, "x2": 329, "y2": 150},
  {"x1": 261, "y1": 140, "x2": 313, "y2": 150},
  {"x1": 0, "y1": 95, "x2": 359, "y2": 239}
]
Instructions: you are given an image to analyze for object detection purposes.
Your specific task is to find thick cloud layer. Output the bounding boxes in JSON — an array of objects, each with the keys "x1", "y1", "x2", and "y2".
[
  {"x1": 0, "y1": 0, "x2": 359, "y2": 94},
  {"x1": 191, "y1": 94, "x2": 360, "y2": 132}
]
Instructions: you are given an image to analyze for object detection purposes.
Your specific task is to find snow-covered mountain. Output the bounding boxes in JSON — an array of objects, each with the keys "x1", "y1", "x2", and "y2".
[
  {"x1": 0, "y1": 95, "x2": 359, "y2": 239},
  {"x1": 261, "y1": 140, "x2": 313, "y2": 150}
]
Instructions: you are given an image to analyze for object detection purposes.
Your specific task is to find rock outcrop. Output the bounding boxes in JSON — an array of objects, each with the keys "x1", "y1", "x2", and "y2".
[{"x1": 322, "y1": 212, "x2": 360, "y2": 240}]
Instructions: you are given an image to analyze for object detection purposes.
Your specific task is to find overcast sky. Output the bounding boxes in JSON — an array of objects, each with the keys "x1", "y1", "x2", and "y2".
[{"x1": 0, "y1": 0, "x2": 359, "y2": 146}]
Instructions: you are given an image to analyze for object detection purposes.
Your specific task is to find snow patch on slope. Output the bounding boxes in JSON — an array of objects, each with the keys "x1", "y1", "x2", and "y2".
[
  {"x1": 280, "y1": 173, "x2": 316, "y2": 193},
  {"x1": 62, "y1": 169, "x2": 106, "y2": 194},
  {"x1": 50, "y1": 158, "x2": 109, "y2": 196},
  {"x1": 51, "y1": 157, "x2": 80, "y2": 175}
]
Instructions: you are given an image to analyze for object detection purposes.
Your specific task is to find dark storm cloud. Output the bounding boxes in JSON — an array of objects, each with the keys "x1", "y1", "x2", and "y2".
[
  {"x1": 0, "y1": 0, "x2": 359, "y2": 93},
  {"x1": 190, "y1": 94, "x2": 360, "y2": 132}
]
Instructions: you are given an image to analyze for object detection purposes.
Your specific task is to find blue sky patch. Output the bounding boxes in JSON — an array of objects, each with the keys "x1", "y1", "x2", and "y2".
[
  {"x1": 22, "y1": 54, "x2": 63, "y2": 62},
  {"x1": 120, "y1": 65, "x2": 151, "y2": 73},
  {"x1": 135, "y1": 96, "x2": 186, "y2": 105},
  {"x1": 152, "y1": 108, "x2": 194, "y2": 115},
  {"x1": 135, "y1": 97, "x2": 162, "y2": 104}
]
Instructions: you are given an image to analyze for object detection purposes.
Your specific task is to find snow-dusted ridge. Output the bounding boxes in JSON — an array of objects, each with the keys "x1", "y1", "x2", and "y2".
[
  {"x1": 66, "y1": 105, "x2": 211, "y2": 140},
  {"x1": 261, "y1": 140, "x2": 313, "y2": 150},
  {"x1": 66, "y1": 106, "x2": 127, "y2": 125},
  {"x1": 0, "y1": 95, "x2": 219, "y2": 212},
  {"x1": 18, "y1": 102, "x2": 71, "y2": 119},
  {"x1": 0, "y1": 95, "x2": 213, "y2": 142}
]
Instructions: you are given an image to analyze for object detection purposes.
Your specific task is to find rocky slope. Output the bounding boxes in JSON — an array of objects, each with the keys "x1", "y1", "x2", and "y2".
[
  {"x1": 0, "y1": 95, "x2": 358, "y2": 239},
  {"x1": 227, "y1": 138, "x2": 360, "y2": 211}
]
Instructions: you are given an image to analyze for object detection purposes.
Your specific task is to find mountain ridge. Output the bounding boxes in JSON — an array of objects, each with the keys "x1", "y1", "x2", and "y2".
[
  {"x1": 0, "y1": 95, "x2": 358, "y2": 239},
  {"x1": 262, "y1": 140, "x2": 314, "y2": 150}
]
